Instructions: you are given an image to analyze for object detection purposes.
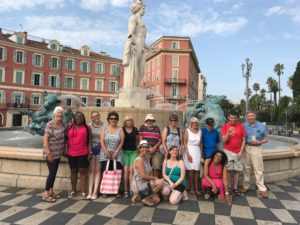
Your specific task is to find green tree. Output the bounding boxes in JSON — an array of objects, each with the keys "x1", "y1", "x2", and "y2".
[
  {"x1": 291, "y1": 61, "x2": 300, "y2": 98},
  {"x1": 253, "y1": 83, "x2": 260, "y2": 94},
  {"x1": 219, "y1": 97, "x2": 235, "y2": 118},
  {"x1": 274, "y1": 63, "x2": 284, "y2": 101},
  {"x1": 266, "y1": 77, "x2": 279, "y2": 107}
]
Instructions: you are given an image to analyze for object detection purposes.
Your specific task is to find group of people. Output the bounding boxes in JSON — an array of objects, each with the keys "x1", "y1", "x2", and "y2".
[{"x1": 42, "y1": 107, "x2": 269, "y2": 206}]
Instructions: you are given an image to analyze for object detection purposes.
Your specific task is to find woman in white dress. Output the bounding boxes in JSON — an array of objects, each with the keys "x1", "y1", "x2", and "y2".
[{"x1": 183, "y1": 117, "x2": 202, "y2": 195}]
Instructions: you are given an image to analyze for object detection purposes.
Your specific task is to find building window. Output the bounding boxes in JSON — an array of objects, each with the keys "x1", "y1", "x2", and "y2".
[
  {"x1": 17, "y1": 36, "x2": 24, "y2": 44},
  {"x1": 0, "y1": 67, "x2": 5, "y2": 82},
  {"x1": 81, "y1": 97, "x2": 88, "y2": 107},
  {"x1": 171, "y1": 85, "x2": 179, "y2": 97},
  {"x1": 94, "y1": 98, "x2": 102, "y2": 107},
  {"x1": 80, "y1": 78, "x2": 89, "y2": 90},
  {"x1": 172, "y1": 69, "x2": 179, "y2": 81},
  {"x1": 65, "y1": 98, "x2": 72, "y2": 107},
  {"x1": 64, "y1": 76, "x2": 75, "y2": 89},
  {"x1": 50, "y1": 56, "x2": 60, "y2": 69},
  {"x1": 109, "y1": 81, "x2": 118, "y2": 92},
  {"x1": 110, "y1": 99, "x2": 115, "y2": 107},
  {"x1": 49, "y1": 44, "x2": 59, "y2": 51},
  {"x1": 14, "y1": 70, "x2": 24, "y2": 84},
  {"x1": 110, "y1": 64, "x2": 120, "y2": 75},
  {"x1": 172, "y1": 55, "x2": 179, "y2": 66},
  {"x1": 12, "y1": 92, "x2": 24, "y2": 104},
  {"x1": 32, "y1": 53, "x2": 44, "y2": 67},
  {"x1": 0, "y1": 47, "x2": 7, "y2": 61},
  {"x1": 0, "y1": 91, "x2": 6, "y2": 103},
  {"x1": 170, "y1": 41, "x2": 179, "y2": 50},
  {"x1": 152, "y1": 73, "x2": 155, "y2": 82},
  {"x1": 31, "y1": 94, "x2": 41, "y2": 105},
  {"x1": 171, "y1": 103, "x2": 177, "y2": 110},
  {"x1": 95, "y1": 79, "x2": 104, "y2": 91},
  {"x1": 49, "y1": 74, "x2": 60, "y2": 88},
  {"x1": 65, "y1": 59, "x2": 75, "y2": 71},
  {"x1": 95, "y1": 63, "x2": 105, "y2": 74},
  {"x1": 80, "y1": 61, "x2": 90, "y2": 73},
  {"x1": 14, "y1": 50, "x2": 26, "y2": 64},
  {"x1": 31, "y1": 73, "x2": 43, "y2": 86}
]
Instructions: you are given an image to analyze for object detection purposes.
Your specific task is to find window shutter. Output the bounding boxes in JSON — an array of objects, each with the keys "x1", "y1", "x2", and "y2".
[
  {"x1": 23, "y1": 52, "x2": 27, "y2": 64},
  {"x1": 86, "y1": 98, "x2": 89, "y2": 107},
  {"x1": 2, "y1": 91, "x2": 6, "y2": 103},
  {"x1": 72, "y1": 78, "x2": 75, "y2": 88},
  {"x1": 4, "y1": 48, "x2": 7, "y2": 61},
  {"x1": 73, "y1": 60, "x2": 76, "y2": 70},
  {"x1": 80, "y1": 62, "x2": 83, "y2": 72},
  {"x1": 31, "y1": 94, "x2": 34, "y2": 104},
  {"x1": 65, "y1": 60, "x2": 68, "y2": 70},
  {"x1": 95, "y1": 64, "x2": 98, "y2": 73},
  {"x1": 88, "y1": 62, "x2": 91, "y2": 72},
  {"x1": 58, "y1": 57, "x2": 61, "y2": 68},
  {"x1": 13, "y1": 50, "x2": 17, "y2": 63},
  {"x1": 41, "y1": 74, "x2": 44, "y2": 86},
  {"x1": 32, "y1": 54, "x2": 36, "y2": 66},
  {"x1": 41, "y1": 55, "x2": 44, "y2": 67},
  {"x1": 12, "y1": 93, "x2": 15, "y2": 103},
  {"x1": 31, "y1": 73, "x2": 35, "y2": 85},
  {"x1": 57, "y1": 75, "x2": 60, "y2": 88},
  {"x1": 93, "y1": 98, "x2": 97, "y2": 107},
  {"x1": 49, "y1": 57, "x2": 52, "y2": 68},
  {"x1": 21, "y1": 93, "x2": 24, "y2": 103},
  {"x1": 117, "y1": 66, "x2": 120, "y2": 75}
]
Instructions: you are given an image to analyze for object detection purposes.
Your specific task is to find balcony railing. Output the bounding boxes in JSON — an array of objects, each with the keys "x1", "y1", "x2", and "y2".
[
  {"x1": 6, "y1": 103, "x2": 30, "y2": 108},
  {"x1": 164, "y1": 95, "x2": 186, "y2": 100},
  {"x1": 164, "y1": 78, "x2": 186, "y2": 84}
]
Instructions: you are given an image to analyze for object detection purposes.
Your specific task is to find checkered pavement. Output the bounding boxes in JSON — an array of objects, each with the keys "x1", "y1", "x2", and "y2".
[{"x1": 0, "y1": 177, "x2": 300, "y2": 225}]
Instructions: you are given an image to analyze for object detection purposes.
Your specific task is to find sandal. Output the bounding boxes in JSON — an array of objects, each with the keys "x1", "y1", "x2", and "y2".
[
  {"x1": 81, "y1": 193, "x2": 88, "y2": 200},
  {"x1": 42, "y1": 196, "x2": 56, "y2": 203},
  {"x1": 233, "y1": 189, "x2": 241, "y2": 196},
  {"x1": 123, "y1": 191, "x2": 129, "y2": 198},
  {"x1": 228, "y1": 188, "x2": 233, "y2": 195},
  {"x1": 68, "y1": 191, "x2": 76, "y2": 199},
  {"x1": 91, "y1": 193, "x2": 98, "y2": 200},
  {"x1": 51, "y1": 192, "x2": 61, "y2": 199}
]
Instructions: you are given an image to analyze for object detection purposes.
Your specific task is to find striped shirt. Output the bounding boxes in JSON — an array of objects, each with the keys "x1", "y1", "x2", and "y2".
[{"x1": 139, "y1": 124, "x2": 161, "y2": 147}]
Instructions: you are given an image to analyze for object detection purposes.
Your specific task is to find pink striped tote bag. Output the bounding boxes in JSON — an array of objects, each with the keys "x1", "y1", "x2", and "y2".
[{"x1": 100, "y1": 160, "x2": 122, "y2": 194}]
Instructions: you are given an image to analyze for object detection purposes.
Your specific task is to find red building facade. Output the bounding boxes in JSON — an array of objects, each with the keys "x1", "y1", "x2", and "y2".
[
  {"x1": 141, "y1": 36, "x2": 201, "y2": 110},
  {"x1": 0, "y1": 28, "x2": 122, "y2": 127}
]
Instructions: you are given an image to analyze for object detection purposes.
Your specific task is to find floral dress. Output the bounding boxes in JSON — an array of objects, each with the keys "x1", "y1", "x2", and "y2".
[{"x1": 100, "y1": 126, "x2": 124, "y2": 165}]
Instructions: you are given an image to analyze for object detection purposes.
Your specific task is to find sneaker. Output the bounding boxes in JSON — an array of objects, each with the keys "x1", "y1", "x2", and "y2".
[
  {"x1": 240, "y1": 187, "x2": 249, "y2": 193},
  {"x1": 259, "y1": 191, "x2": 268, "y2": 198}
]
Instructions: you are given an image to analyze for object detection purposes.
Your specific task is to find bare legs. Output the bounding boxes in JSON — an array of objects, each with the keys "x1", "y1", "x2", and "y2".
[
  {"x1": 161, "y1": 185, "x2": 183, "y2": 205},
  {"x1": 124, "y1": 165, "x2": 134, "y2": 195},
  {"x1": 187, "y1": 170, "x2": 200, "y2": 194},
  {"x1": 88, "y1": 156, "x2": 101, "y2": 199},
  {"x1": 70, "y1": 168, "x2": 88, "y2": 197}
]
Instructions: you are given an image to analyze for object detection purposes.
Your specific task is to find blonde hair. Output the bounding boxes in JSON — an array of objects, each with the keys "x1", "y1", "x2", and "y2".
[
  {"x1": 189, "y1": 117, "x2": 199, "y2": 128},
  {"x1": 123, "y1": 115, "x2": 134, "y2": 127}
]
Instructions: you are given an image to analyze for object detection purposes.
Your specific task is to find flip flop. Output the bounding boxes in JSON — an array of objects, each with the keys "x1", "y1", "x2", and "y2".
[{"x1": 42, "y1": 196, "x2": 56, "y2": 203}]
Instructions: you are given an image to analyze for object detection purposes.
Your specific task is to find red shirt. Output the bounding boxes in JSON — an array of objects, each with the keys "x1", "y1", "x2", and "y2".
[
  {"x1": 221, "y1": 122, "x2": 246, "y2": 154},
  {"x1": 67, "y1": 125, "x2": 89, "y2": 157}
]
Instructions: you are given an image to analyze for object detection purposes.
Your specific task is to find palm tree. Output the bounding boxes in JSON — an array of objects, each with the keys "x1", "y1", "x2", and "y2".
[
  {"x1": 287, "y1": 75, "x2": 293, "y2": 91},
  {"x1": 253, "y1": 83, "x2": 260, "y2": 94},
  {"x1": 274, "y1": 63, "x2": 284, "y2": 102},
  {"x1": 266, "y1": 77, "x2": 279, "y2": 107}
]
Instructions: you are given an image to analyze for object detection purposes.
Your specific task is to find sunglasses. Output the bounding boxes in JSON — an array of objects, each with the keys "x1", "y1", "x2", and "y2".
[{"x1": 109, "y1": 117, "x2": 117, "y2": 121}]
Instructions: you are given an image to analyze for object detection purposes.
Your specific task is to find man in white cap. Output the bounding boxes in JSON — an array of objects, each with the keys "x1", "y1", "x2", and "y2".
[{"x1": 139, "y1": 114, "x2": 162, "y2": 178}]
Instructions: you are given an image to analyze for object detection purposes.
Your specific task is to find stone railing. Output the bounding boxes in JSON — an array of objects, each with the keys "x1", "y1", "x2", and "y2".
[{"x1": 0, "y1": 142, "x2": 300, "y2": 190}]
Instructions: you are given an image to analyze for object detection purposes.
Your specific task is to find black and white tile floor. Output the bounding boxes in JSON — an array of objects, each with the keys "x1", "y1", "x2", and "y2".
[{"x1": 0, "y1": 177, "x2": 300, "y2": 225}]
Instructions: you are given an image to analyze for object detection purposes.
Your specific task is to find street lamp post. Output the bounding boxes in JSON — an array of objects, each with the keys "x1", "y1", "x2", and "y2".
[{"x1": 241, "y1": 58, "x2": 253, "y2": 113}]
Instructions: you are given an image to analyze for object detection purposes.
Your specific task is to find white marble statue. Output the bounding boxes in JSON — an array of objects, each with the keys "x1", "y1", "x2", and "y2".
[{"x1": 123, "y1": 0, "x2": 153, "y2": 90}]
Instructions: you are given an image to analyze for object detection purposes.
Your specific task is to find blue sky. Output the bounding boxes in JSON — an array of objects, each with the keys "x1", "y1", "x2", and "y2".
[{"x1": 1, "y1": 0, "x2": 299, "y2": 102}]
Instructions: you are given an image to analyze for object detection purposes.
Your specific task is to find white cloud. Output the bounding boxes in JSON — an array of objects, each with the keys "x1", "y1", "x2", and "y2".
[
  {"x1": 284, "y1": 32, "x2": 300, "y2": 40},
  {"x1": 149, "y1": 3, "x2": 247, "y2": 39},
  {"x1": 79, "y1": 0, "x2": 131, "y2": 11},
  {"x1": 265, "y1": 6, "x2": 287, "y2": 17},
  {"x1": 23, "y1": 16, "x2": 126, "y2": 48},
  {"x1": 0, "y1": 0, "x2": 65, "y2": 11}
]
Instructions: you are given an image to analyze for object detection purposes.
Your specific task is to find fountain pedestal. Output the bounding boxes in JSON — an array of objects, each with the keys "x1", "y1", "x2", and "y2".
[{"x1": 115, "y1": 89, "x2": 150, "y2": 108}]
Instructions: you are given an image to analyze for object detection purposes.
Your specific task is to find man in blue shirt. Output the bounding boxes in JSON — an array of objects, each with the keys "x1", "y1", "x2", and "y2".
[
  {"x1": 242, "y1": 111, "x2": 269, "y2": 198},
  {"x1": 201, "y1": 117, "x2": 220, "y2": 161}
]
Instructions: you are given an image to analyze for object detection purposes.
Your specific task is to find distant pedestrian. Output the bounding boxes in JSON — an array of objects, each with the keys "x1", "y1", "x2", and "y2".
[
  {"x1": 242, "y1": 111, "x2": 269, "y2": 198},
  {"x1": 42, "y1": 106, "x2": 65, "y2": 202}
]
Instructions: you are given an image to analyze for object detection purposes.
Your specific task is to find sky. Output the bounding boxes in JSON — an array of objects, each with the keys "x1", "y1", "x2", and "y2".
[{"x1": 1, "y1": 0, "x2": 299, "y2": 103}]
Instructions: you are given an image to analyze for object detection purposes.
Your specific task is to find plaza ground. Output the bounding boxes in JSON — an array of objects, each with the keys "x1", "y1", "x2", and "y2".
[{"x1": 0, "y1": 176, "x2": 300, "y2": 225}]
